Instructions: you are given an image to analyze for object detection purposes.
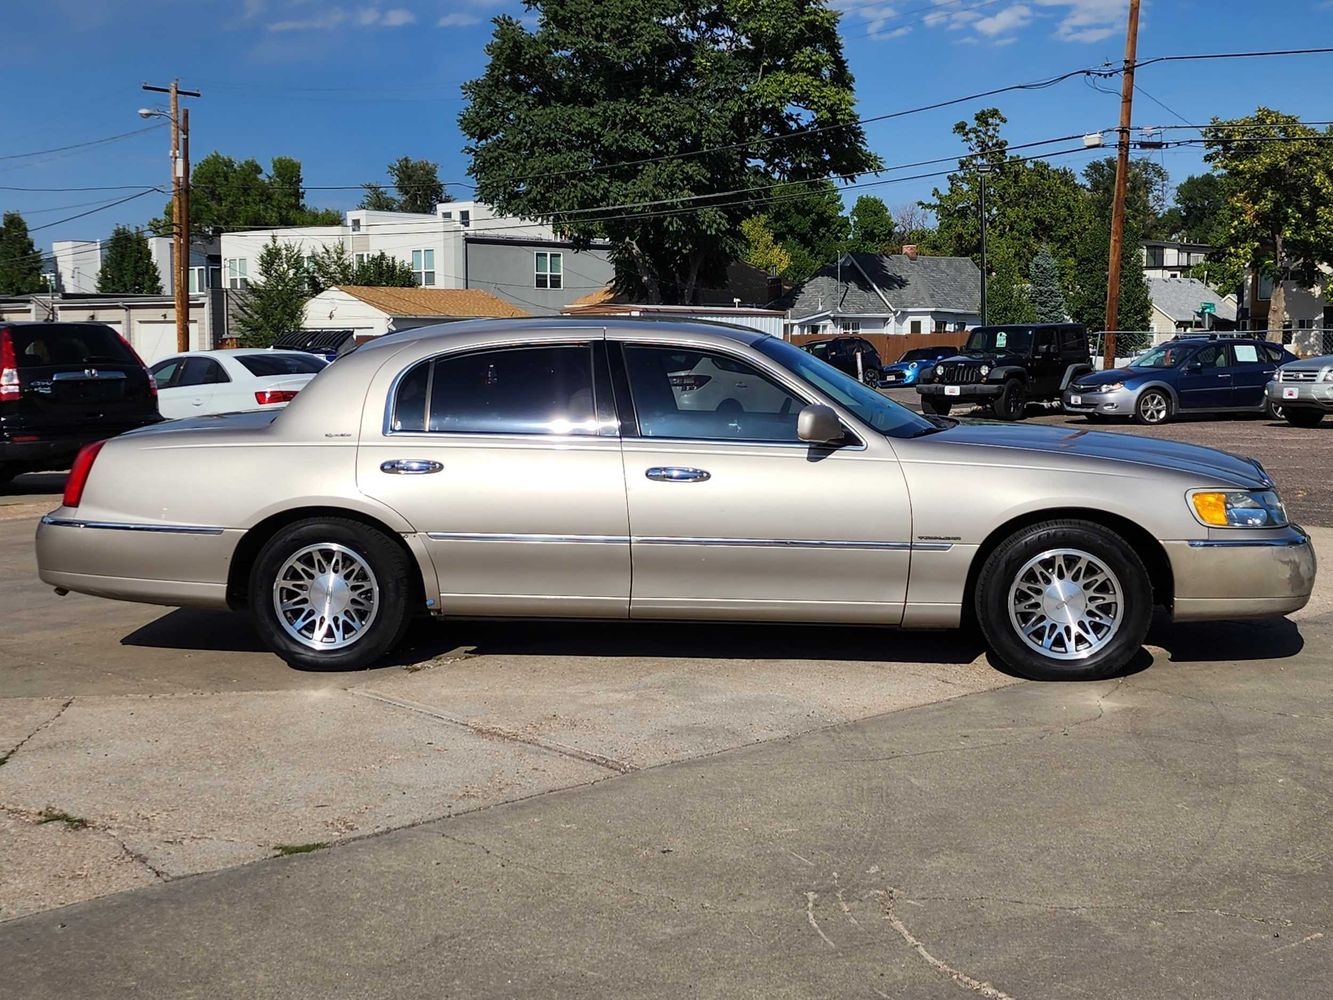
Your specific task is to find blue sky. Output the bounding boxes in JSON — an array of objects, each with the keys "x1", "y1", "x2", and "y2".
[{"x1": 5, "y1": 0, "x2": 1333, "y2": 247}]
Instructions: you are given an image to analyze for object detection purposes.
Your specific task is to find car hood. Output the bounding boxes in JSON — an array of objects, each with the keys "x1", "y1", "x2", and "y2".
[
  {"x1": 937, "y1": 350, "x2": 1023, "y2": 367},
  {"x1": 1072, "y1": 367, "x2": 1147, "y2": 386},
  {"x1": 882, "y1": 360, "x2": 919, "y2": 372},
  {"x1": 929, "y1": 420, "x2": 1269, "y2": 489}
]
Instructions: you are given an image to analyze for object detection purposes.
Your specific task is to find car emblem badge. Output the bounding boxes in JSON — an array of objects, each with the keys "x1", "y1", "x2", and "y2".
[{"x1": 85, "y1": 368, "x2": 98, "y2": 378}]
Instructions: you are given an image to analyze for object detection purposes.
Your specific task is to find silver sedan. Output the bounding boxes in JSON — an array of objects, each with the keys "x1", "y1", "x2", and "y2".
[{"x1": 36, "y1": 319, "x2": 1315, "y2": 681}]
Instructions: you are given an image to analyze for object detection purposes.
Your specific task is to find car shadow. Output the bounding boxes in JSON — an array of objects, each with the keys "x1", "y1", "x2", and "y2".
[
  {"x1": 0, "y1": 472, "x2": 65, "y2": 497},
  {"x1": 121, "y1": 609, "x2": 270, "y2": 653},
  {"x1": 1146, "y1": 614, "x2": 1305, "y2": 663}
]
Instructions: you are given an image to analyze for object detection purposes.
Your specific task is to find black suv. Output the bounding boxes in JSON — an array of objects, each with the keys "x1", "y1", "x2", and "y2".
[
  {"x1": 801, "y1": 336, "x2": 883, "y2": 385},
  {"x1": 916, "y1": 323, "x2": 1093, "y2": 420},
  {"x1": 0, "y1": 322, "x2": 161, "y2": 483}
]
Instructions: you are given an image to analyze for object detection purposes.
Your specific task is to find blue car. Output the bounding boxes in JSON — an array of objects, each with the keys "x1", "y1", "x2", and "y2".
[
  {"x1": 1062, "y1": 336, "x2": 1297, "y2": 425},
  {"x1": 879, "y1": 346, "x2": 956, "y2": 387}
]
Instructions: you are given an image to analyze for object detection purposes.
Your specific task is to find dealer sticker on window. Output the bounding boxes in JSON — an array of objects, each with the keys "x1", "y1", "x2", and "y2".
[{"x1": 944, "y1": 385, "x2": 961, "y2": 396}]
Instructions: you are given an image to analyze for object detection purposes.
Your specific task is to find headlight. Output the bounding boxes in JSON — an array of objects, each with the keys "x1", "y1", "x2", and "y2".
[
  {"x1": 1190, "y1": 490, "x2": 1289, "y2": 528},
  {"x1": 1100, "y1": 382, "x2": 1125, "y2": 392},
  {"x1": 980, "y1": 365, "x2": 991, "y2": 377},
  {"x1": 936, "y1": 365, "x2": 945, "y2": 376},
  {"x1": 1321, "y1": 369, "x2": 1333, "y2": 382}
]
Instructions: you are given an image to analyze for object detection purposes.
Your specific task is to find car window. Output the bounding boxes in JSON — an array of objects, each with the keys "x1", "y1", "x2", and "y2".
[
  {"x1": 8, "y1": 324, "x2": 138, "y2": 368},
  {"x1": 1260, "y1": 343, "x2": 1285, "y2": 364},
  {"x1": 1131, "y1": 345, "x2": 1188, "y2": 369},
  {"x1": 1193, "y1": 345, "x2": 1228, "y2": 368},
  {"x1": 622, "y1": 345, "x2": 807, "y2": 443},
  {"x1": 392, "y1": 345, "x2": 598, "y2": 436},
  {"x1": 235, "y1": 353, "x2": 327, "y2": 377},
  {"x1": 965, "y1": 327, "x2": 1033, "y2": 353},
  {"x1": 1033, "y1": 330, "x2": 1056, "y2": 356},
  {"x1": 1232, "y1": 343, "x2": 1262, "y2": 365},
  {"x1": 150, "y1": 359, "x2": 181, "y2": 387},
  {"x1": 177, "y1": 358, "x2": 230, "y2": 386},
  {"x1": 1059, "y1": 329, "x2": 1083, "y2": 353}
]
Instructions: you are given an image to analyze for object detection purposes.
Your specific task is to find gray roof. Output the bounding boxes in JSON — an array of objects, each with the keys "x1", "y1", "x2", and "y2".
[
  {"x1": 780, "y1": 253, "x2": 981, "y2": 318},
  {"x1": 1147, "y1": 276, "x2": 1236, "y2": 322}
]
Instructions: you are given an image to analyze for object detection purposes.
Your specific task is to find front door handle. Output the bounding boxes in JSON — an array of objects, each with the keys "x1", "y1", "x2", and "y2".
[
  {"x1": 645, "y1": 466, "x2": 711, "y2": 483},
  {"x1": 381, "y1": 459, "x2": 444, "y2": 475}
]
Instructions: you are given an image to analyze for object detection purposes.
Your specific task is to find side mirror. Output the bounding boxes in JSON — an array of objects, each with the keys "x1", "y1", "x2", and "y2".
[{"x1": 797, "y1": 404, "x2": 844, "y2": 444}]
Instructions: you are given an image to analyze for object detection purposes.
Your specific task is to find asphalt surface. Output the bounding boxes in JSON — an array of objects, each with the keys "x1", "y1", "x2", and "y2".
[{"x1": 2, "y1": 409, "x2": 1330, "y2": 997}]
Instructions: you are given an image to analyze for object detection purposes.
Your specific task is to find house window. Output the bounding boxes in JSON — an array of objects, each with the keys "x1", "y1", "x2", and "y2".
[
  {"x1": 535, "y1": 251, "x2": 563, "y2": 289},
  {"x1": 440, "y1": 211, "x2": 453, "y2": 220},
  {"x1": 226, "y1": 258, "x2": 248, "y2": 289},
  {"x1": 187, "y1": 266, "x2": 206, "y2": 293},
  {"x1": 910, "y1": 319, "x2": 922, "y2": 334},
  {"x1": 351, "y1": 219, "x2": 362, "y2": 233},
  {"x1": 354, "y1": 252, "x2": 369, "y2": 268},
  {"x1": 933, "y1": 319, "x2": 947, "y2": 333},
  {"x1": 839, "y1": 319, "x2": 860, "y2": 335},
  {"x1": 1145, "y1": 245, "x2": 1165, "y2": 269},
  {"x1": 955, "y1": 322, "x2": 967, "y2": 333},
  {"x1": 411, "y1": 249, "x2": 435, "y2": 286},
  {"x1": 1257, "y1": 275, "x2": 1274, "y2": 301},
  {"x1": 459, "y1": 210, "x2": 471, "y2": 228}
]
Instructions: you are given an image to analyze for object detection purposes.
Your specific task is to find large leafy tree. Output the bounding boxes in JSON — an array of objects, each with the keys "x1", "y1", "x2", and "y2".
[
  {"x1": 155, "y1": 153, "x2": 340, "y2": 235},
  {"x1": 1082, "y1": 157, "x2": 1170, "y2": 241},
  {"x1": 739, "y1": 215, "x2": 792, "y2": 278},
  {"x1": 1071, "y1": 157, "x2": 1153, "y2": 336},
  {"x1": 847, "y1": 195, "x2": 896, "y2": 255},
  {"x1": 233, "y1": 239, "x2": 309, "y2": 347},
  {"x1": 765, "y1": 180, "x2": 852, "y2": 282},
  {"x1": 0, "y1": 212, "x2": 45, "y2": 294},
  {"x1": 1204, "y1": 108, "x2": 1333, "y2": 338},
  {"x1": 1160, "y1": 172, "x2": 1226, "y2": 244},
  {"x1": 307, "y1": 244, "x2": 420, "y2": 295},
  {"x1": 359, "y1": 158, "x2": 452, "y2": 214},
  {"x1": 97, "y1": 225, "x2": 162, "y2": 294},
  {"x1": 460, "y1": 0, "x2": 879, "y2": 304}
]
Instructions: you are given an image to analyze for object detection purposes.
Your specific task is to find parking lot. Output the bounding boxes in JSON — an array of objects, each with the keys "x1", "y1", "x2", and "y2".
[{"x1": 3, "y1": 412, "x2": 1331, "y2": 998}]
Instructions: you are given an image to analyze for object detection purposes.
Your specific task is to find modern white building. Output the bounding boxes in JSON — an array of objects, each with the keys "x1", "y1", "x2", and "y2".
[{"x1": 50, "y1": 240, "x2": 103, "y2": 293}]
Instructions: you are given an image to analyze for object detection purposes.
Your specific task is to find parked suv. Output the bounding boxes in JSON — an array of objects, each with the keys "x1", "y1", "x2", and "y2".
[
  {"x1": 1266, "y1": 354, "x2": 1333, "y2": 427},
  {"x1": 801, "y1": 336, "x2": 883, "y2": 385},
  {"x1": 0, "y1": 322, "x2": 160, "y2": 483},
  {"x1": 917, "y1": 323, "x2": 1092, "y2": 420}
]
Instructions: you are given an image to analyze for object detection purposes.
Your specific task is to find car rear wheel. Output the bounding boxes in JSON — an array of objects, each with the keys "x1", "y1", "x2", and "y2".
[
  {"x1": 975, "y1": 519, "x2": 1152, "y2": 681},
  {"x1": 249, "y1": 517, "x2": 415, "y2": 670},
  {"x1": 1134, "y1": 389, "x2": 1171, "y2": 425},
  {"x1": 1284, "y1": 408, "x2": 1325, "y2": 428},
  {"x1": 993, "y1": 379, "x2": 1026, "y2": 421},
  {"x1": 920, "y1": 396, "x2": 952, "y2": 416}
]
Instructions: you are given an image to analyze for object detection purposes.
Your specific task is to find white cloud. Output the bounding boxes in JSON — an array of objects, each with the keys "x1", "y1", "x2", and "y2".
[
  {"x1": 438, "y1": 12, "x2": 482, "y2": 27},
  {"x1": 972, "y1": 4, "x2": 1032, "y2": 37},
  {"x1": 267, "y1": 5, "x2": 417, "y2": 31},
  {"x1": 1033, "y1": 0, "x2": 1124, "y2": 42},
  {"x1": 833, "y1": 1, "x2": 917, "y2": 41},
  {"x1": 911, "y1": 0, "x2": 1126, "y2": 45}
]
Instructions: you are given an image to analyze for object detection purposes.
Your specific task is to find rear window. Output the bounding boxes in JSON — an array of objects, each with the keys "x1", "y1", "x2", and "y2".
[
  {"x1": 235, "y1": 353, "x2": 327, "y2": 377},
  {"x1": 8, "y1": 325, "x2": 137, "y2": 368}
]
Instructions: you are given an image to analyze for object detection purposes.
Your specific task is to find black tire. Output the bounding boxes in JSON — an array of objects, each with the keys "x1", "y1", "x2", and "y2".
[
  {"x1": 249, "y1": 517, "x2": 416, "y2": 670},
  {"x1": 993, "y1": 379, "x2": 1026, "y2": 421},
  {"x1": 920, "y1": 396, "x2": 953, "y2": 417},
  {"x1": 974, "y1": 519, "x2": 1153, "y2": 682},
  {"x1": 1134, "y1": 388, "x2": 1172, "y2": 426},
  {"x1": 1284, "y1": 408, "x2": 1325, "y2": 428}
]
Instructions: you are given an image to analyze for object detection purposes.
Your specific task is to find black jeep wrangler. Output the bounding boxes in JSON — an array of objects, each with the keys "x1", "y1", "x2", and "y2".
[{"x1": 916, "y1": 323, "x2": 1093, "y2": 421}]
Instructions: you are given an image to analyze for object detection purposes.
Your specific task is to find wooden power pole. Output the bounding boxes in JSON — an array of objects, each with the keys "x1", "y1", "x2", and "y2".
[
  {"x1": 1102, "y1": 0, "x2": 1141, "y2": 370},
  {"x1": 142, "y1": 80, "x2": 200, "y2": 353}
]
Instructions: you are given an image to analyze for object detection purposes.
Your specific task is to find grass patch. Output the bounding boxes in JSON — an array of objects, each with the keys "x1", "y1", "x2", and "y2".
[
  {"x1": 38, "y1": 808, "x2": 88, "y2": 830},
  {"x1": 273, "y1": 842, "x2": 329, "y2": 857}
]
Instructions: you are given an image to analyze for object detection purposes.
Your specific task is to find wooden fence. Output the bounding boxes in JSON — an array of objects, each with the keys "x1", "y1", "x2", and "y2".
[{"x1": 788, "y1": 331, "x2": 970, "y2": 363}]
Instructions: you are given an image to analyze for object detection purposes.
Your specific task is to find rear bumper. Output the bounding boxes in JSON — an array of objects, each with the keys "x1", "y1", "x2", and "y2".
[
  {"x1": 1166, "y1": 526, "x2": 1316, "y2": 621},
  {"x1": 1061, "y1": 386, "x2": 1139, "y2": 416},
  {"x1": 1266, "y1": 380, "x2": 1333, "y2": 411},
  {"x1": 0, "y1": 418, "x2": 162, "y2": 467}
]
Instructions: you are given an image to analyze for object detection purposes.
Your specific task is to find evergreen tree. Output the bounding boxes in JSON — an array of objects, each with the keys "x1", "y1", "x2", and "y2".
[
  {"x1": 0, "y1": 212, "x2": 46, "y2": 294},
  {"x1": 1028, "y1": 244, "x2": 1067, "y2": 323},
  {"x1": 847, "y1": 196, "x2": 896, "y2": 255},
  {"x1": 233, "y1": 239, "x2": 309, "y2": 348},
  {"x1": 97, "y1": 226, "x2": 163, "y2": 294},
  {"x1": 354, "y1": 251, "x2": 417, "y2": 287}
]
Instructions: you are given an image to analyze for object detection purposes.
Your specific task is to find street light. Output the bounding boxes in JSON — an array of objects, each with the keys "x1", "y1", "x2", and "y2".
[{"x1": 976, "y1": 163, "x2": 994, "y2": 326}]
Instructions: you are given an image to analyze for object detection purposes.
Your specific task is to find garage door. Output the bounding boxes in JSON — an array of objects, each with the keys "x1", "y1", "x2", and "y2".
[{"x1": 133, "y1": 321, "x2": 200, "y2": 363}]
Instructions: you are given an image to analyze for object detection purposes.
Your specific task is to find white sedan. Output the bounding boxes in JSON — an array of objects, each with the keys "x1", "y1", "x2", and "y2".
[{"x1": 148, "y1": 349, "x2": 328, "y2": 419}]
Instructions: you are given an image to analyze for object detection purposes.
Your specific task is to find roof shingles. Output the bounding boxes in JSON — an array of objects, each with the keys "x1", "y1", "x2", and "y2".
[
  {"x1": 335, "y1": 285, "x2": 529, "y2": 319},
  {"x1": 781, "y1": 253, "x2": 981, "y2": 318}
]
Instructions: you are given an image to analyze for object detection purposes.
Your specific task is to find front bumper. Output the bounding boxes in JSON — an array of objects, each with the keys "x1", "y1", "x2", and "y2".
[
  {"x1": 1166, "y1": 525, "x2": 1316, "y2": 621},
  {"x1": 880, "y1": 369, "x2": 920, "y2": 386},
  {"x1": 1061, "y1": 386, "x2": 1139, "y2": 416},
  {"x1": 917, "y1": 382, "x2": 1005, "y2": 403},
  {"x1": 1265, "y1": 380, "x2": 1333, "y2": 411}
]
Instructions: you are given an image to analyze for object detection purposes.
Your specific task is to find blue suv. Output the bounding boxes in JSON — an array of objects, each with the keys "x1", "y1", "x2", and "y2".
[{"x1": 1062, "y1": 336, "x2": 1297, "y2": 425}]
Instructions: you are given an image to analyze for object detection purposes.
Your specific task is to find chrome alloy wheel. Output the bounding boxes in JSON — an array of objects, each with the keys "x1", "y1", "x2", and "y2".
[
  {"x1": 1138, "y1": 392, "x2": 1168, "y2": 424},
  {"x1": 1007, "y1": 548, "x2": 1124, "y2": 661},
  {"x1": 273, "y1": 543, "x2": 380, "y2": 651}
]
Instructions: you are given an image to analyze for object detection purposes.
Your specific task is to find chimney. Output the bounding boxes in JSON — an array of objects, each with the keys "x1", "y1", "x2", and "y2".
[
  {"x1": 903, "y1": 244, "x2": 919, "y2": 261},
  {"x1": 766, "y1": 270, "x2": 783, "y2": 304}
]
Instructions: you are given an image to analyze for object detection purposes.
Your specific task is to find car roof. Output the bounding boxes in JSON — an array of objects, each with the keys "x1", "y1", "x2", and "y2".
[{"x1": 154, "y1": 348, "x2": 326, "y2": 360}]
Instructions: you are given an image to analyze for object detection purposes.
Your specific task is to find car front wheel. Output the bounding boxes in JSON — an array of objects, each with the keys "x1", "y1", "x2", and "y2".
[
  {"x1": 975, "y1": 519, "x2": 1152, "y2": 681},
  {"x1": 1284, "y1": 408, "x2": 1325, "y2": 428},
  {"x1": 249, "y1": 517, "x2": 415, "y2": 670},
  {"x1": 993, "y1": 379, "x2": 1026, "y2": 421},
  {"x1": 1134, "y1": 389, "x2": 1171, "y2": 425}
]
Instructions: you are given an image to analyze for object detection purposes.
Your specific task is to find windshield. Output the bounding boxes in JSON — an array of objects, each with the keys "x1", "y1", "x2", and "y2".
[
  {"x1": 755, "y1": 337, "x2": 940, "y2": 438},
  {"x1": 897, "y1": 348, "x2": 937, "y2": 363},
  {"x1": 806, "y1": 342, "x2": 831, "y2": 357},
  {"x1": 1131, "y1": 345, "x2": 1191, "y2": 369},
  {"x1": 965, "y1": 327, "x2": 1032, "y2": 354}
]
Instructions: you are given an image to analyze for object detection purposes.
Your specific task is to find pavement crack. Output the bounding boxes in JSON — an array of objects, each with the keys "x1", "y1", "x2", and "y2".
[
  {"x1": 0, "y1": 801, "x2": 168, "y2": 881},
  {"x1": 805, "y1": 891, "x2": 837, "y2": 948},
  {"x1": 351, "y1": 689, "x2": 636, "y2": 774},
  {"x1": 905, "y1": 892, "x2": 1298, "y2": 929},
  {"x1": 874, "y1": 888, "x2": 1017, "y2": 999},
  {"x1": 0, "y1": 697, "x2": 73, "y2": 767}
]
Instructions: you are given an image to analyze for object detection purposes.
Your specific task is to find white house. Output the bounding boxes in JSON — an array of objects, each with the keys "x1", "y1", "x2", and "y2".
[
  {"x1": 1146, "y1": 276, "x2": 1238, "y2": 335},
  {"x1": 50, "y1": 240, "x2": 103, "y2": 293},
  {"x1": 302, "y1": 285, "x2": 528, "y2": 338}
]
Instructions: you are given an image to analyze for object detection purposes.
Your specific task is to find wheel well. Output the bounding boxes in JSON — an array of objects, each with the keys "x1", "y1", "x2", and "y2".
[
  {"x1": 226, "y1": 506, "x2": 424, "y2": 611},
  {"x1": 961, "y1": 507, "x2": 1175, "y2": 625}
]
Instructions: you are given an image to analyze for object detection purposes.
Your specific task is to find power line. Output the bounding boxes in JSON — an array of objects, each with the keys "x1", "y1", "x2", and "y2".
[
  {"x1": 0, "y1": 125, "x2": 165, "y2": 162},
  {"x1": 26, "y1": 188, "x2": 163, "y2": 234},
  {"x1": 1134, "y1": 45, "x2": 1333, "y2": 68}
]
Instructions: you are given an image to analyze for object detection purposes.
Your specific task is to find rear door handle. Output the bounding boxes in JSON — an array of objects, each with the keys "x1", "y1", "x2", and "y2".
[
  {"x1": 645, "y1": 467, "x2": 711, "y2": 483},
  {"x1": 381, "y1": 459, "x2": 444, "y2": 475}
]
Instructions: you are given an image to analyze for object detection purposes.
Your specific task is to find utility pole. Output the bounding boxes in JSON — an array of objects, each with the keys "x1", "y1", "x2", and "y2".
[
  {"x1": 978, "y1": 163, "x2": 993, "y2": 325},
  {"x1": 142, "y1": 80, "x2": 200, "y2": 353},
  {"x1": 1102, "y1": 0, "x2": 1141, "y2": 370}
]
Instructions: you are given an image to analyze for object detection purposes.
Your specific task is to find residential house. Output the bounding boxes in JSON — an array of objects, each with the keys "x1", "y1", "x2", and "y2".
[
  {"x1": 302, "y1": 285, "x2": 528, "y2": 338},
  {"x1": 781, "y1": 249, "x2": 982, "y2": 337},
  {"x1": 561, "y1": 294, "x2": 786, "y2": 337},
  {"x1": 1146, "y1": 276, "x2": 1237, "y2": 335},
  {"x1": 1141, "y1": 239, "x2": 1214, "y2": 280}
]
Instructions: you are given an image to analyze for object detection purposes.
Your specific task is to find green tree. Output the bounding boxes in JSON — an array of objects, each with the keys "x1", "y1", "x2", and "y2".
[
  {"x1": 1028, "y1": 244, "x2": 1067, "y2": 323},
  {"x1": 96, "y1": 225, "x2": 162, "y2": 294},
  {"x1": 0, "y1": 212, "x2": 45, "y2": 294},
  {"x1": 460, "y1": 0, "x2": 879, "y2": 304},
  {"x1": 233, "y1": 239, "x2": 309, "y2": 348},
  {"x1": 1160, "y1": 172, "x2": 1226, "y2": 244},
  {"x1": 1204, "y1": 108, "x2": 1333, "y2": 338},
  {"x1": 156, "y1": 152, "x2": 340, "y2": 235},
  {"x1": 388, "y1": 157, "x2": 449, "y2": 214},
  {"x1": 358, "y1": 184, "x2": 399, "y2": 212},
  {"x1": 739, "y1": 215, "x2": 792, "y2": 278},
  {"x1": 766, "y1": 180, "x2": 853, "y2": 282},
  {"x1": 1082, "y1": 157, "x2": 1171, "y2": 240},
  {"x1": 847, "y1": 195, "x2": 896, "y2": 255},
  {"x1": 307, "y1": 243, "x2": 355, "y2": 295},
  {"x1": 1068, "y1": 221, "x2": 1151, "y2": 344},
  {"x1": 354, "y1": 251, "x2": 417, "y2": 287}
]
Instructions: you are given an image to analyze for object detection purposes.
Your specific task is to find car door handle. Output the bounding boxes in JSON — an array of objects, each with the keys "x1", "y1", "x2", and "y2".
[
  {"x1": 1218, "y1": 373, "x2": 1233, "y2": 379},
  {"x1": 381, "y1": 459, "x2": 444, "y2": 475},
  {"x1": 645, "y1": 467, "x2": 711, "y2": 483}
]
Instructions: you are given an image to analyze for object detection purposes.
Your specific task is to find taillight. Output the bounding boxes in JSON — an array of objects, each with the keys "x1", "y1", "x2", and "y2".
[
  {"x1": 668, "y1": 373, "x2": 712, "y2": 391},
  {"x1": 147, "y1": 374, "x2": 158, "y2": 397},
  {"x1": 255, "y1": 389, "x2": 299, "y2": 405},
  {"x1": 64, "y1": 440, "x2": 107, "y2": 508},
  {"x1": 115, "y1": 333, "x2": 155, "y2": 397},
  {"x1": 0, "y1": 329, "x2": 19, "y2": 403}
]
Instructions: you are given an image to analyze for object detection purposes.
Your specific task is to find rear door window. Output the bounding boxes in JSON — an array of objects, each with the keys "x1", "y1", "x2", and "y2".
[
  {"x1": 177, "y1": 358, "x2": 230, "y2": 386},
  {"x1": 150, "y1": 358, "x2": 183, "y2": 387}
]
